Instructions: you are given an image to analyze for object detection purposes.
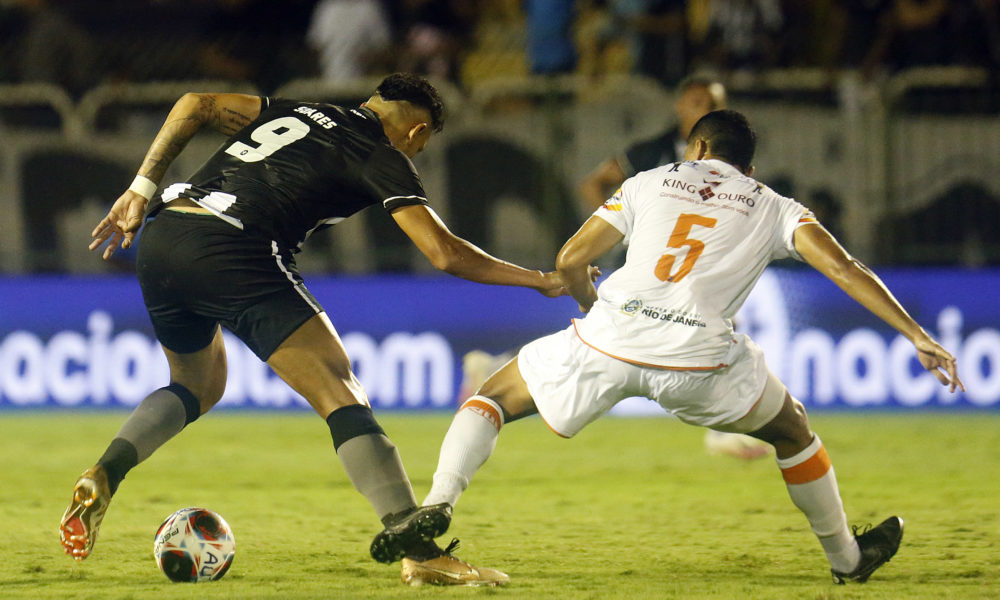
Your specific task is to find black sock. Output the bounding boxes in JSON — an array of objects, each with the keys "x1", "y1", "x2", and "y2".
[
  {"x1": 326, "y1": 404, "x2": 385, "y2": 450},
  {"x1": 97, "y1": 438, "x2": 138, "y2": 495}
]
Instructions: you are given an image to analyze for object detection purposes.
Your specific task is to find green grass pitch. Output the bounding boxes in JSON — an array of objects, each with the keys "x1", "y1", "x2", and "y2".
[{"x1": 2, "y1": 411, "x2": 998, "y2": 599}]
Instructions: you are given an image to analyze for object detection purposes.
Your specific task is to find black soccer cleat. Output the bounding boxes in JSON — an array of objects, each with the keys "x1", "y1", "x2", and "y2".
[
  {"x1": 831, "y1": 516, "x2": 904, "y2": 584},
  {"x1": 370, "y1": 503, "x2": 453, "y2": 564}
]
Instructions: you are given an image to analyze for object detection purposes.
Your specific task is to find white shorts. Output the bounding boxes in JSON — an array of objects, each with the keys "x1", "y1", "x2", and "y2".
[{"x1": 517, "y1": 326, "x2": 785, "y2": 438}]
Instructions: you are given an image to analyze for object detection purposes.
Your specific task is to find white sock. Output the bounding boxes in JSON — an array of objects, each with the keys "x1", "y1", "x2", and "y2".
[
  {"x1": 422, "y1": 396, "x2": 504, "y2": 508},
  {"x1": 776, "y1": 435, "x2": 860, "y2": 573}
]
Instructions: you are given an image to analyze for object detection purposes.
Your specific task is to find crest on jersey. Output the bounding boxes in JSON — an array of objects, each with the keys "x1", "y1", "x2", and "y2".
[
  {"x1": 798, "y1": 208, "x2": 818, "y2": 224},
  {"x1": 620, "y1": 298, "x2": 643, "y2": 317},
  {"x1": 602, "y1": 189, "x2": 624, "y2": 212}
]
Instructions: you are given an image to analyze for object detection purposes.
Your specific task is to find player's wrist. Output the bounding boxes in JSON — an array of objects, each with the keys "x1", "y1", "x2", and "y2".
[{"x1": 128, "y1": 175, "x2": 159, "y2": 200}]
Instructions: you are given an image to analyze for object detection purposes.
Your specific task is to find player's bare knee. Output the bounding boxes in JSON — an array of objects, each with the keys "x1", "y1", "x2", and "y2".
[
  {"x1": 787, "y1": 397, "x2": 813, "y2": 439},
  {"x1": 767, "y1": 398, "x2": 813, "y2": 453},
  {"x1": 200, "y1": 378, "x2": 227, "y2": 410}
]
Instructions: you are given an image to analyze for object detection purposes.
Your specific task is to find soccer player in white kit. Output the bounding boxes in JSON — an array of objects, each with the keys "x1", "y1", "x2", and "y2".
[{"x1": 385, "y1": 110, "x2": 965, "y2": 584}]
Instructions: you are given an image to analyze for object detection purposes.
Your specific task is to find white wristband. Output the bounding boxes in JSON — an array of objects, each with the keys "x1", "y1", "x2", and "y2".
[{"x1": 128, "y1": 175, "x2": 158, "y2": 200}]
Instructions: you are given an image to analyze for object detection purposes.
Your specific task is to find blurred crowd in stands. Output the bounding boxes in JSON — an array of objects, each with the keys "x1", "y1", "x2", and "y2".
[{"x1": 0, "y1": 0, "x2": 997, "y2": 98}]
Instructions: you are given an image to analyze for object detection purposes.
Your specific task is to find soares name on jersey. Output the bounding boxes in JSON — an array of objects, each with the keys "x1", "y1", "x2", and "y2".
[{"x1": 147, "y1": 97, "x2": 428, "y2": 250}]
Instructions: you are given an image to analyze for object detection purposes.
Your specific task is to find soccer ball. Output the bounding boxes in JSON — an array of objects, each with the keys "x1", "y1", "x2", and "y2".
[{"x1": 153, "y1": 507, "x2": 235, "y2": 583}]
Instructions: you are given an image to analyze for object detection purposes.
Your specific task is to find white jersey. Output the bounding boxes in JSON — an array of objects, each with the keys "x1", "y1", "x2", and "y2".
[{"x1": 574, "y1": 159, "x2": 816, "y2": 369}]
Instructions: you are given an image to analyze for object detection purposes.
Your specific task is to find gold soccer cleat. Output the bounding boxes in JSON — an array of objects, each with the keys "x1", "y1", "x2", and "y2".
[
  {"x1": 400, "y1": 539, "x2": 509, "y2": 587},
  {"x1": 59, "y1": 465, "x2": 111, "y2": 561}
]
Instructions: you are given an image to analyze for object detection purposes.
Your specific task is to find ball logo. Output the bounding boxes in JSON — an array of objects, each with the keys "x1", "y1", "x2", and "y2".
[{"x1": 153, "y1": 508, "x2": 235, "y2": 583}]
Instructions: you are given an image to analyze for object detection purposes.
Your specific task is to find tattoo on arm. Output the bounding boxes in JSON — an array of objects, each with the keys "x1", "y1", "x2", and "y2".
[
  {"x1": 200, "y1": 94, "x2": 254, "y2": 135},
  {"x1": 219, "y1": 107, "x2": 253, "y2": 134},
  {"x1": 135, "y1": 93, "x2": 256, "y2": 182},
  {"x1": 137, "y1": 115, "x2": 202, "y2": 182}
]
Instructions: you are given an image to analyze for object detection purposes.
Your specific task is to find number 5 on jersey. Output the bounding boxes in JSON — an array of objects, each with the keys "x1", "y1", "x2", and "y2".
[
  {"x1": 654, "y1": 213, "x2": 717, "y2": 283},
  {"x1": 225, "y1": 117, "x2": 310, "y2": 163}
]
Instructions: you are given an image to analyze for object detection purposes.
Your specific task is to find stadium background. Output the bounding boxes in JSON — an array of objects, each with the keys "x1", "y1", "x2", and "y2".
[{"x1": 0, "y1": 0, "x2": 997, "y2": 412}]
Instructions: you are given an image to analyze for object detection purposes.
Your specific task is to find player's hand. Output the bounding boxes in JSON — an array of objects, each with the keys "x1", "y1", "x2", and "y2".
[
  {"x1": 913, "y1": 335, "x2": 965, "y2": 393},
  {"x1": 536, "y1": 270, "x2": 567, "y2": 298},
  {"x1": 575, "y1": 266, "x2": 602, "y2": 312},
  {"x1": 89, "y1": 190, "x2": 148, "y2": 260}
]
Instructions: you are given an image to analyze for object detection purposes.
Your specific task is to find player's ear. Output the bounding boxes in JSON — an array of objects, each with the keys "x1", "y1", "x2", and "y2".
[
  {"x1": 692, "y1": 138, "x2": 709, "y2": 160},
  {"x1": 408, "y1": 121, "x2": 428, "y2": 141}
]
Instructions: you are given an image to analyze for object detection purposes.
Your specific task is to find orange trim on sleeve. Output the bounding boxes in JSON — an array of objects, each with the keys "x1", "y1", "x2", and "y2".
[
  {"x1": 571, "y1": 320, "x2": 727, "y2": 371},
  {"x1": 781, "y1": 445, "x2": 832, "y2": 484},
  {"x1": 460, "y1": 399, "x2": 502, "y2": 432}
]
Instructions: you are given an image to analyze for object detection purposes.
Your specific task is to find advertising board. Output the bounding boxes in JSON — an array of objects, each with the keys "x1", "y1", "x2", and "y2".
[{"x1": 0, "y1": 269, "x2": 994, "y2": 411}]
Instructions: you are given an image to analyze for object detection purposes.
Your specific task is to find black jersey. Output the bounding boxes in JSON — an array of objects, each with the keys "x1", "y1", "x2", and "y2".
[
  {"x1": 617, "y1": 126, "x2": 684, "y2": 178},
  {"x1": 148, "y1": 97, "x2": 428, "y2": 249}
]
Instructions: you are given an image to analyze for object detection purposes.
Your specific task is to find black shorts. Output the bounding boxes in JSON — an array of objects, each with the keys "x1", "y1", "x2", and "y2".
[{"x1": 136, "y1": 209, "x2": 322, "y2": 360}]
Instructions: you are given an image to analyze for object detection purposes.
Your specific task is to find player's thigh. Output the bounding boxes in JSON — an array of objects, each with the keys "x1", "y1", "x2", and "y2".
[
  {"x1": 476, "y1": 357, "x2": 538, "y2": 422},
  {"x1": 137, "y1": 212, "x2": 225, "y2": 357},
  {"x1": 517, "y1": 326, "x2": 640, "y2": 438},
  {"x1": 646, "y1": 335, "x2": 772, "y2": 430},
  {"x1": 266, "y1": 312, "x2": 368, "y2": 418},
  {"x1": 138, "y1": 212, "x2": 230, "y2": 408},
  {"x1": 709, "y1": 368, "x2": 787, "y2": 434},
  {"x1": 161, "y1": 326, "x2": 228, "y2": 412}
]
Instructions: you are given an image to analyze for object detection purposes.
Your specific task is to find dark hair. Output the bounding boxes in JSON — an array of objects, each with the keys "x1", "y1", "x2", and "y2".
[
  {"x1": 687, "y1": 110, "x2": 756, "y2": 171},
  {"x1": 375, "y1": 73, "x2": 445, "y2": 132}
]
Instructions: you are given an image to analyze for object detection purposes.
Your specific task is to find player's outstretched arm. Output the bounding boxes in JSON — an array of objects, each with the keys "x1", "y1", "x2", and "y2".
[
  {"x1": 794, "y1": 222, "x2": 965, "y2": 392},
  {"x1": 90, "y1": 93, "x2": 262, "y2": 260},
  {"x1": 391, "y1": 204, "x2": 565, "y2": 296},
  {"x1": 556, "y1": 216, "x2": 623, "y2": 313}
]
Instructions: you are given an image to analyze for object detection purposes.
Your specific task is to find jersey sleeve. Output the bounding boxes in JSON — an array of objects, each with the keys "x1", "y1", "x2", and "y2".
[
  {"x1": 362, "y1": 144, "x2": 429, "y2": 211},
  {"x1": 593, "y1": 177, "x2": 637, "y2": 243},
  {"x1": 774, "y1": 195, "x2": 819, "y2": 261},
  {"x1": 260, "y1": 96, "x2": 293, "y2": 112}
]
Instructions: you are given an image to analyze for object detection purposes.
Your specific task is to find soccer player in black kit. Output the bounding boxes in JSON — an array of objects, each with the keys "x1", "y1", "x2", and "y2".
[{"x1": 60, "y1": 73, "x2": 567, "y2": 586}]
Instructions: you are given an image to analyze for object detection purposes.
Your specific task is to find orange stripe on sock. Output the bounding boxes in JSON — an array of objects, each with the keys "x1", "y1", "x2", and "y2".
[
  {"x1": 781, "y1": 445, "x2": 832, "y2": 484},
  {"x1": 461, "y1": 399, "x2": 502, "y2": 431}
]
